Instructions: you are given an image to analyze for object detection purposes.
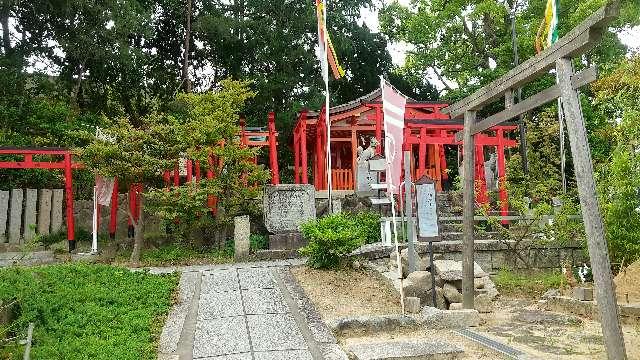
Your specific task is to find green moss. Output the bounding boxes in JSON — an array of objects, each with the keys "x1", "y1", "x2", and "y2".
[
  {"x1": 492, "y1": 268, "x2": 565, "y2": 299},
  {"x1": 0, "y1": 263, "x2": 178, "y2": 360}
]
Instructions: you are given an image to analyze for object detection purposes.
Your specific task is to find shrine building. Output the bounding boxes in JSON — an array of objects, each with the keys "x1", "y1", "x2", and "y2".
[{"x1": 291, "y1": 89, "x2": 519, "y2": 216}]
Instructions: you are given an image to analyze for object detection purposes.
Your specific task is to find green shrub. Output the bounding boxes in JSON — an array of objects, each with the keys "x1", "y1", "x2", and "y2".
[
  {"x1": 299, "y1": 211, "x2": 380, "y2": 269},
  {"x1": 140, "y1": 242, "x2": 234, "y2": 266},
  {"x1": 250, "y1": 234, "x2": 269, "y2": 251},
  {"x1": 0, "y1": 263, "x2": 178, "y2": 360}
]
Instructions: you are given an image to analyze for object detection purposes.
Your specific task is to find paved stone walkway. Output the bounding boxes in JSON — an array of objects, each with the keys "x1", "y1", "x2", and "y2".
[{"x1": 157, "y1": 260, "x2": 347, "y2": 360}]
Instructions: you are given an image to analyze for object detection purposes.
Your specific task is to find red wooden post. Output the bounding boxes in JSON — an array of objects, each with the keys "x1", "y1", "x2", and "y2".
[
  {"x1": 375, "y1": 106, "x2": 382, "y2": 155},
  {"x1": 207, "y1": 154, "x2": 217, "y2": 215},
  {"x1": 195, "y1": 160, "x2": 201, "y2": 182},
  {"x1": 109, "y1": 178, "x2": 118, "y2": 239},
  {"x1": 64, "y1": 153, "x2": 75, "y2": 251},
  {"x1": 439, "y1": 144, "x2": 448, "y2": 181},
  {"x1": 294, "y1": 128, "x2": 300, "y2": 184},
  {"x1": 351, "y1": 129, "x2": 357, "y2": 190},
  {"x1": 475, "y1": 143, "x2": 489, "y2": 205},
  {"x1": 497, "y1": 129, "x2": 508, "y2": 223},
  {"x1": 267, "y1": 112, "x2": 280, "y2": 185},
  {"x1": 173, "y1": 162, "x2": 179, "y2": 186},
  {"x1": 300, "y1": 113, "x2": 308, "y2": 184},
  {"x1": 186, "y1": 159, "x2": 193, "y2": 183},
  {"x1": 418, "y1": 127, "x2": 427, "y2": 178}
]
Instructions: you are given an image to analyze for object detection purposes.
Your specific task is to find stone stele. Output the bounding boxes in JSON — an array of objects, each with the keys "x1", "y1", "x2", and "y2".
[{"x1": 263, "y1": 184, "x2": 316, "y2": 233}]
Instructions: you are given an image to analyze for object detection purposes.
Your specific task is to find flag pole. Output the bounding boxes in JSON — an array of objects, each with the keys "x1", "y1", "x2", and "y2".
[{"x1": 323, "y1": 0, "x2": 332, "y2": 210}]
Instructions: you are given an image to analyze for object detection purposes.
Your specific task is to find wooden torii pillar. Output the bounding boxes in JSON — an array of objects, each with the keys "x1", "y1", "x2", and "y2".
[{"x1": 448, "y1": 2, "x2": 626, "y2": 359}]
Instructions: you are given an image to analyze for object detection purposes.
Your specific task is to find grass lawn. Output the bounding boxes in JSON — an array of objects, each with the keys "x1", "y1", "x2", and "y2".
[
  {"x1": 492, "y1": 268, "x2": 564, "y2": 299},
  {"x1": 0, "y1": 263, "x2": 178, "y2": 360}
]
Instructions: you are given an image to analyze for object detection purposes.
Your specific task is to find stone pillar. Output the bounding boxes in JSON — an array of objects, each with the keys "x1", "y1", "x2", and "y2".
[
  {"x1": 331, "y1": 199, "x2": 342, "y2": 214},
  {"x1": 37, "y1": 189, "x2": 53, "y2": 235},
  {"x1": 8, "y1": 189, "x2": 23, "y2": 244},
  {"x1": 0, "y1": 191, "x2": 8, "y2": 242},
  {"x1": 234, "y1": 215, "x2": 250, "y2": 259},
  {"x1": 51, "y1": 189, "x2": 64, "y2": 233},
  {"x1": 23, "y1": 189, "x2": 38, "y2": 241}
]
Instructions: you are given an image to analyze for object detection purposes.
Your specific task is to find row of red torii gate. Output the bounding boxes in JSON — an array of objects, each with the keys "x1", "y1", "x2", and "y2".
[
  {"x1": 292, "y1": 89, "x2": 519, "y2": 216},
  {"x1": 0, "y1": 90, "x2": 518, "y2": 248}
]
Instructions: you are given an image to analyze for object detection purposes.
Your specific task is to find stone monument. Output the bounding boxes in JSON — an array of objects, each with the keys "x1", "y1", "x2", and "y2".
[
  {"x1": 263, "y1": 184, "x2": 316, "y2": 250},
  {"x1": 356, "y1": 136, "x2": 379, "y2": 193},
  {"x1": 264, "y1": 184, "x2": 315, "y2": 233}
]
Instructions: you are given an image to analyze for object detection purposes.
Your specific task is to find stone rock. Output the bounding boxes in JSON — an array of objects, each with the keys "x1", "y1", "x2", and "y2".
[
  {"x1": 23, "y1": 189, "x2": 37, "y2": 241},
  {"x1": 37, "y1": 189, "x2": 53, "y2": 235},
  {"x1": 0, "y1": 191, "x2": 8, "y2": 242},
  {"x1": 8, "y1": 189, "x2": 23, "y2": 243},
  {"x1": 405, "y1": 297, "x2": 421, "y2": 314},
  {"x1": 442, "y1": 283, "x2": 463, "y2": 304},
  {"x1": 347, "y1": 339, "x2": 463, "y2": 360},
  {"x1": 542, "y1": 288, "x2": 561, "y2": 300},
  {"x1": 449, "y1": 303, "x2": 463, "y2": 311},
  {"x1": 406, "y1": 271, "x2": 433, "y2": 292},
  {"x1": 422, "y1": 287, "x2": 447, "y2": 309},
  {"x1": 572, "y1": 287, "x2": 594, "y2": 301},
  {"x1": 391, "y1": 249, "x2": 428, "y2": 278},
  {"x1": 421, "y1": 306, "x2": 480, "y2": 329},
  {"x1": 51, "y1": 189, "x2": 64, "y2": 233},
  {"x1": 328, "y1": 315, "x2": 418, "y2": 335},
  {"x1": 263, "y1": 184, "x2": 316, "y2": 233},
  {"x1": 233, "y1": 215, "x2": 250, "y2": 258},
  {"x1": 433, "y1": 260, "x2": 488, "y2": 281},
  {"x1": 402, "y1": 279, "x2": 427, "y2": 301},
  {"x1": 474, "y1": 294, "x2": 493, "y2": 313}
]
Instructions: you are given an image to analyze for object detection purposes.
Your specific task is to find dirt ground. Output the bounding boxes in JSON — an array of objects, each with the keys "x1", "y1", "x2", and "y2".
[
  {"x1": 479, "y1": 299, "x2": 640, "y2": 360},
  {"x1": 615, "y1": 259, "x2": 640, "y2": 304},
  {"x1": 290, "y1": 266, "x2": 401, "y2": 320}
]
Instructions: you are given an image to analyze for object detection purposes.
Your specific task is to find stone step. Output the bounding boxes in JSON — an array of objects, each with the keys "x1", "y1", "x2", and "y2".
[{"x1": 347, "y1": 339, "x2": 463, "y2": 360}]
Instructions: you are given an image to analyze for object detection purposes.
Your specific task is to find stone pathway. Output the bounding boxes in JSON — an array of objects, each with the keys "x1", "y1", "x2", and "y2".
[{"x1": 157, "y1": 260, "x2": 348, "y2": 360}]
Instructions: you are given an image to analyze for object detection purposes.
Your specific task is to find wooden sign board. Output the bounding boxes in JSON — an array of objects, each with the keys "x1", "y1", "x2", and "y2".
[{"x1": 416, "y1": 178, "x2": 440, "y2": 241}]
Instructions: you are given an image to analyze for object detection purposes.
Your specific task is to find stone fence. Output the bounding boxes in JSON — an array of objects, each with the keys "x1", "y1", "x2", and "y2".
[
  {"x1": 0, "y1": 189, "x2": 64, "y2": 245},
  {"x1": 351, "y1": 239, "x2": 588, "y2": 271},
  {"x1": 0, "y1": 189, "x2": 160, "y2": 250}
]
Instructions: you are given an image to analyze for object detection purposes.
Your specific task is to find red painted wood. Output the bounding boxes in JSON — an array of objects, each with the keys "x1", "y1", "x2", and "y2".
[
  {"x1": 64, "y1": 153, "x2": 75, "y2": 241},
  {"x1": 109, "y1": 178, "x2": 118, "y2": 237},
  {"x1": 300, "y1": 112, "x2": 308, "y2": 184},
  {"x1": 268, "y1": 112, "x2": 280, "y2": 185}
]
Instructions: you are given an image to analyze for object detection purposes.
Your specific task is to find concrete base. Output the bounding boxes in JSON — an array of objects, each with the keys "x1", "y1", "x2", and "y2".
[
  {"x1": 347, "y1": 339, "x2": 463, "y2": 360},
  {"x1": 269, "y1": 232, "x2": 307, "y2": 250}
]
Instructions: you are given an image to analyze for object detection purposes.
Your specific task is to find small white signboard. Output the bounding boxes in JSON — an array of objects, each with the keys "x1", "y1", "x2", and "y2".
[{"x1": 417, "y1": 182, "x2": 439, "y2": 238}]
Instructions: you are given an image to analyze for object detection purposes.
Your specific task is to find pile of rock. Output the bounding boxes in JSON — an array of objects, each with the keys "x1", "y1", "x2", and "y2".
[{"x1": 389, "y1": 249, "x2": 499, "y2": 312}]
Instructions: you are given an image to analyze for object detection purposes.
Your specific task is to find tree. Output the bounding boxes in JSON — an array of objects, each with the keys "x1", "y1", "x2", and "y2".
[
  {"x1": 379, "y1": 0, "x2": 639, "y2": 101},
  {"x1": 592, "y1": 56, "x2": 640, "y2": 263},
  {"x1": 79, "y1": 80, "x2": 267, "y2": 265}
]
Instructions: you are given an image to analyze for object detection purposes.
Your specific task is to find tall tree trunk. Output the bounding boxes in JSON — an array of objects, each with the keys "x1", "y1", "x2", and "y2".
[
  {"x1": 129, "y1": 196, "x2": 145, "y2": 267},
  {"x1": 70, "y1": 60, "x2": 86, "y2": 110},
  {"x1": 181, "y1": 0, "x2": 192, "y2": 93},
  {"x1": 0, "y1": 13, "x2": 11, "y2": 55}
]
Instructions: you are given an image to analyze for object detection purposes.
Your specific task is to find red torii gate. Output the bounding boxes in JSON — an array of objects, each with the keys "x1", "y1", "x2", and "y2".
[
  {"x1": 0, "y1": 114, "x2": 281, "y2": 251},
  {"x1": 0, "y1": 147, "x2": 81, "y2": 250}
]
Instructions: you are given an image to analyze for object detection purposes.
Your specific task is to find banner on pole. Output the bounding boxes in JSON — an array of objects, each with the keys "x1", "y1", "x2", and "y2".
[
  {"x1": 315, "y1": 0, "x2": 345, "y2": 80},
  {"x1": 381, "y1": 77, "x2": 407, "y2": 194},
  {"x1": 96, "y1": 176, "x2": 115, "y2": 206}
]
